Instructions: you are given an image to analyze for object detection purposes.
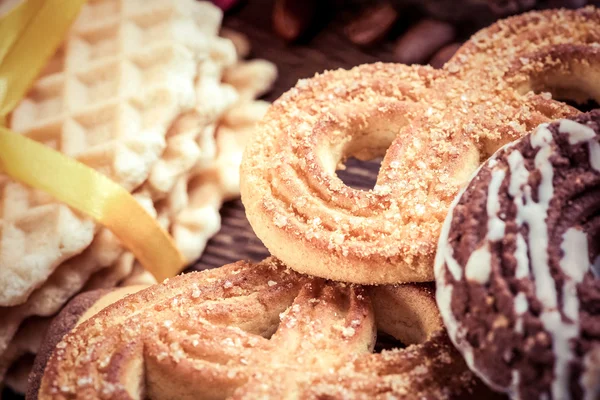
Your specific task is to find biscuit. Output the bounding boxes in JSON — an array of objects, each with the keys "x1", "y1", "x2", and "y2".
[
  {"x1": 35, "y1": 259, "x2": 487, "y2": 399},
  {"x1": 435, "y1": 111, "x2": 600, "y2": 399}
]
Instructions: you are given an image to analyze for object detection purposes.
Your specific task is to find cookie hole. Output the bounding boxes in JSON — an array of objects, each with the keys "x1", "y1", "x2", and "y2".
[
  {"x1": 560, "y1": 98, "x2": 600, "y2": 113},
  {"x1": 539, "y1": 86, "x2": 600, "y2": 107},
  {"x1": 524, "y1": 69, "x2": 600, "y2": 110},
  {"x1": 511, "y1": 47, "x2": 600, "y2": 114},
  {"x1": 336, "y1": 157, "x2": 382, "y2": 190},
  {"x1": 373, "y1": 331, "x2": 406, "y2": 353},
  {"x1": 315, "y1": 103, "x2": 404, "y2": 193}
]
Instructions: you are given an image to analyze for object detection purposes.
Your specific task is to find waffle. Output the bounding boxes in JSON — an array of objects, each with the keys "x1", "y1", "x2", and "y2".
[
  {"x1": 83, "y1": 250, "x2": 156, "y2": 291},
  {"x1": 220, "y1": 28, "x2": 251, "y2": 59},
  {"x1": 107, "y1": 99, "x2": 271, "y2": 269},
  {"x1": 142, "y1": 59, "x2": 275, "y2": 261},
  {"x1": 0, "y1": 186, "x2": 156, "y2": 357},
  {"x1": 0, "y1": 179, "x2": 95, "y2": 307},
  {"x1": 166, "y1": 100, "x2": 271, "y2": 262},
  {"x1": 142, "y1": 57, "x2": 239, "y2": 200},
  {"x1": 0, "y1": 38, "x2": 273, "y2": 359},
  {"x1": 9, "y1": 0, "x2": 224, "y2": 191},
  {"x1": 0, "y1": 228, "x2": 124, "y2": 360},
  {"x1": 2, "y1": 0, "x2": 226, "y2": 308},
  {"x1": 223, "y1": 60, "x2": 277, "y2": 102},
  {"x1": 212, "y1": 100, "x2": 271, "y2": 199},
  {"x1": 75, "y1": 95, "x2": 272, "y2": 294}
]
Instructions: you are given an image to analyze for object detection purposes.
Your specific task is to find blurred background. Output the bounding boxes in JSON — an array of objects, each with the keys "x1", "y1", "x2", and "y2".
[{"x1": 220, "y1": 0, "x2": 598, "y2": 101}]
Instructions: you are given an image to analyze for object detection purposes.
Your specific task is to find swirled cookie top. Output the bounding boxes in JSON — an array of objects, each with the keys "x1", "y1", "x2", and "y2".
[
  {"x1": 241, "y1": 8, "x2": 600, "y2": 283},
  {"x1": 39, "y1": 258, "x2": 478, "y2": 399},
  {"x1": 446, "y1": 6, "x2": 600, "y2": 81}
]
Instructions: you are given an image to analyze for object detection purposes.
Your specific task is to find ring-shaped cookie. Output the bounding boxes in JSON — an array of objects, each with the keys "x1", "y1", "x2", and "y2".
[{"x1": 241, "y1": 8, "x2": 600, "y2": 284}]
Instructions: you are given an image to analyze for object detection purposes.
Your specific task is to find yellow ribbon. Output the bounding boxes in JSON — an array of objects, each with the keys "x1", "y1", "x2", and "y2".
[
  {"x1": 0, "y1": 0, "x2": 84, "y2": 117},
  {"x1": 0, "y1": 0, "x2": 186, "y2": 280},
  {"x1": 0, "y1": 128, "x2": 185, "y2": 281}
]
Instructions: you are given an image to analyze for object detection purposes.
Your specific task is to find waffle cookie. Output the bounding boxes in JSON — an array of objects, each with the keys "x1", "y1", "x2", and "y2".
[{"x1": 3, "y1": 0, "x2": 217, "y2": 307}]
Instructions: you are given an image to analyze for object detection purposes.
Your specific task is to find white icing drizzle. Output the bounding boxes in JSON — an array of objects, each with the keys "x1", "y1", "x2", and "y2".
[
  {"x1": 559, "y1": 119, "x2": 596, "y2": 144},
  {"x1": 540, "y1": 310, "x2": 579, "y2": 400},
  {"x1": 438, "y1": 192, "x2": 466, "y2": 281},
  {"x1": 507, "y1": 150, "x2": 529, "y2": 199},
  {"x1": 556, "y1": 119, "x2": 600, "y2": 400},
  {"x1": 521, "y1": 125, "x2": 569, "y2": 399},
  {"x1": 516, "y1": 125, "x2": 556, "y2": 308},
  {"x1": 514, "y1": 234, "x2": 530, "y2": 279},
  {"x1": 507, "y1": 124, "x2": 593, "y2": 400},
  {"x1": 561, "y1": 228, "x2": 590, "y2": 283},
  {"x1": 557, "y1": 228, "x2": 590, "y2": 392},
  {"x1": 588, "y1": 140, "x2": 600, "y2": 172},
  {"x1": 436, "y1": 156, "x2": 494, "y2": 281},
  {"x1": 514, "y1": 318, "x2": 524, "y2": 335},
  {"x1": 463, "y1": 168, "x2": 507, "y2": 284},
  {"x1": 435, "y1": 274, "x2": 483, "y2": 389},
  {"x1": 563, "y1": 280, "x2": 580, "y2": 326},
  {"x1": 465, "y1": 246, "x2": 492, "y2": 283},
  {"x1": 513, "y1": 292, "x2": 529, "y2": 334},
  {"x1": 435, "y1": 161, "x2": 494, "y2": 391},
  {"x1": 558, "y1": 119, "x2": 600, "y2": 172},
  {"x1": 487, "y1": 169, "x2": 506, "y2": 241},
  {"x1": 559, "y1": 228, "x2": 589, "y2": 382},
  {"x1": 514, "y1": 292, "x2": 529, "y2": 314},
  {"x1": 443, "y1": 245, "x2": 463, "y2": 281},
  {"x1": 511, "y1": 370, "x2": 522, "y2": 400}
]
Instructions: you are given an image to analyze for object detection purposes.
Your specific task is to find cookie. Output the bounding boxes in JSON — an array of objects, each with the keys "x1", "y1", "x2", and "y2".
[
  {"x1": 34, "y1": 258, "x2": 488, "y2": 399},
  {"x1": 27, "y1": 285, "x2": 147, "y2": 400},
  {"x1": 435, "y1": 111, "x2": 600, "y2": 399}
]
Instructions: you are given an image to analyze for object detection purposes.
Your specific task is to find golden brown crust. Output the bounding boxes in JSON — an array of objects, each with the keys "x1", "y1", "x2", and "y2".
[
  {"x1": 28, "y1": 290, "x2": 110, "y2": 400},
  {"x1": 28, "y1": 286, "x2": 149, "y2": 400},
  {"x1": 240, "y1": 8, "x2": 600, "y2": 284},
  {"x1": 37, "y1": 258, "x2": 481, "y2": 399},
  {"x1": 446, "y1": 7, "x2": 600, "y2": 87}
]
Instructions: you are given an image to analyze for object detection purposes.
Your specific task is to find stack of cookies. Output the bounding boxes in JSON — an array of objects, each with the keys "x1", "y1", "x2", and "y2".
[
  {"x1": 10, "y1": 6, "x2": 600, "y2": 400},
  {"x1": 0, "y1": 0, "x2": 276, "y2": 394}
]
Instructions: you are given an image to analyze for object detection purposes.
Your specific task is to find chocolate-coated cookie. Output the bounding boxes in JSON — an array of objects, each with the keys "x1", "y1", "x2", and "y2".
[{"x1": 435, "y1": 111, "x2": 600, "y2": 400}]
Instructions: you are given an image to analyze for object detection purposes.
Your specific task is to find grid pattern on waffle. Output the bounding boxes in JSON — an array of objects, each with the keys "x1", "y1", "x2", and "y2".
[
  {"x1": 9, "y1": 0, "x2": 223, "y2": 191},
  {"x1": 0, "y1": 178, "x2": 96, "y2": 307},
  {"x1": 0, "y1": 0, "x2": 225, "y2": 307}
]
